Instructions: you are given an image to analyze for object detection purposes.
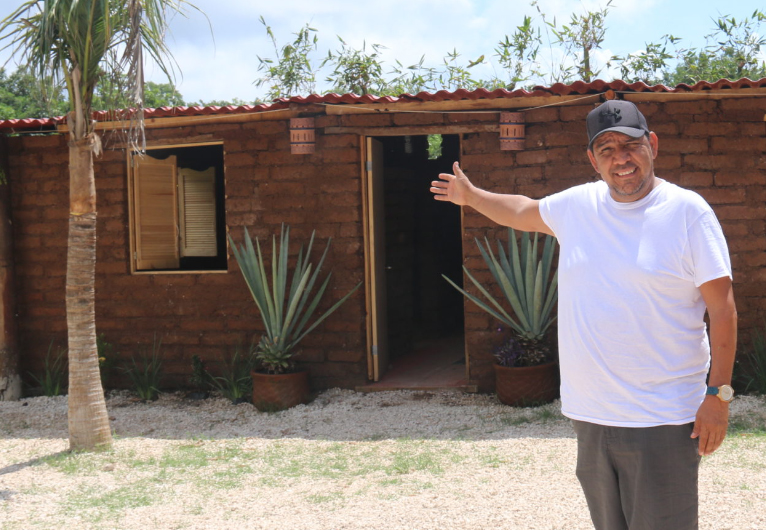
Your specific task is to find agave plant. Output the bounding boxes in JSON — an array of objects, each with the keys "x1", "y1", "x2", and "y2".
[
  {"x1": 229, "y1": 225, "x2": 361, "y2": 374},
  {"x1": 444, "y1": 228, "x2": 558, "y2": 366}
]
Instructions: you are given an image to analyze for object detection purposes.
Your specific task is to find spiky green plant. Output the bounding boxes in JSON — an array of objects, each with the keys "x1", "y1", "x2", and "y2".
[
  {"x1": 208, "y1": 345, "x2": 254, "y2": 402},
  {"x1": 29, "y1": 340, "x2": 68, "y2": 396},
  {"x1": 123, "y1": 335, "x2": 163, "y2": 401},
  {"x1": 229, "y1": 225, "x2": 361, "y2": 374},
  {"x1": 444, "y1": 228, "x2": 558, "y2": 365}
]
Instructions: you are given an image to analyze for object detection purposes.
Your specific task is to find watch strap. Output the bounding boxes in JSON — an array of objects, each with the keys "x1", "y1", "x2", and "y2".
[{"x1": 706, "y1": 384, "x2": 734, "y2": 402}]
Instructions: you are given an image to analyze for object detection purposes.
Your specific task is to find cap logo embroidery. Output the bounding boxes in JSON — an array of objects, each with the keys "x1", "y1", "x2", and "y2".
[{"x1": 601, "y1": 108, "x2": 621, "y2": 122}]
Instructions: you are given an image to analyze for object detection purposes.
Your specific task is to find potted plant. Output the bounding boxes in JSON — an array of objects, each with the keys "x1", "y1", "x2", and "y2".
[
  {"x1": 444, "y1": 228, "x2": 559, "y2": 406},
  {"x1": 229, "y1": 225, "x2": 361, "y2": 411}
]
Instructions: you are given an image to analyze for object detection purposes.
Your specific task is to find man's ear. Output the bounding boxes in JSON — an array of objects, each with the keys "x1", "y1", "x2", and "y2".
[
  {"x1": 649, "y1": 131, "x2": 659, "y2": 159},
  {"x1": 587, "y1": 148, "x2": 600, "y2": 175}
]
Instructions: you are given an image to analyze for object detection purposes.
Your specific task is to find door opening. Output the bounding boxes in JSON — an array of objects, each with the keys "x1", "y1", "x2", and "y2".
[{"x1": 363, "y1": 134, "x2": 468, "y2": 389}]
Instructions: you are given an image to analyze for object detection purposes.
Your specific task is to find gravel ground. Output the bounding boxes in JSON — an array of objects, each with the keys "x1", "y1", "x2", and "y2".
[{"x1": 1, "y1": 389, "x2": 765, "y2": 530}]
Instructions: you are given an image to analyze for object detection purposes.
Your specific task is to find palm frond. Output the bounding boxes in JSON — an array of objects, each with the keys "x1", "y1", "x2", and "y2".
[{"x1": 0, "y1": 0, "x2": 199, "y2": 148}]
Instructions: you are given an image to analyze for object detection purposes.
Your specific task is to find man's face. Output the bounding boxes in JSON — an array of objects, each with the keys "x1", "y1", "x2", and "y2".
[{"x1": 587, "y1": 131, "x2": 659, "y2": 203}]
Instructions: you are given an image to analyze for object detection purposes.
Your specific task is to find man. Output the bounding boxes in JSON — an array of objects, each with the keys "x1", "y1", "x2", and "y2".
[{"x1": 430, "y1": 100, "x2": 737, "y2": 530}]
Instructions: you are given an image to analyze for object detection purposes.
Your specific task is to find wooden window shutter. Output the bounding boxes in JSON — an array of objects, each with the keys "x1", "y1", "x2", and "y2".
[
  {"x1": 178, "y1": 167, "x2": 217, "y2": 257},
  {"x1": 132, "y1": 154, "x2": 180, "y2": 270}
]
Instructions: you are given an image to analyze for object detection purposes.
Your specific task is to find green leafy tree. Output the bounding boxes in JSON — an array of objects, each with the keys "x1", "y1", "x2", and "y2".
[
  {"x1": 616, "y1": 11, "x2": 766, "y2": 86},
  {"x1": 255, "y1": 16, "x2": 318, "y2": 100},
  {"x1": 610, "y1": 35, "x2": 679, "y2": 85},
  {"x1": 322, "y1": 38, "x2": 388, "y2": 95},
  {"x1": 0, "y1": 0, "x2": 200, "y2": 451},
  {"x1": 386, "y1": 56, "x2": 438, "y2": 95},
  {"x1": 664, "y1": 11, "x2": 766, "y2": 85},
  {"x1": 191, "y1": 97, "x2": 258, "y2": 107},
  {"x1": 535, "y1": 0, "x2": 613, "y2": 83},
  {"x1": 438, "y1": 49, "x2": 484, "y2": 91},
  {"x1": 91, "y1": 70, "x2": 185, "y2": 110},
  {"x1": 0, "y1": 65, "x2": 68, "y2": 119},
  {"x1": 494, "y1": 15, "x2": 543, "y2": 89},
  {"x1": 143, "y1": 81, "x2": 185, "y2": 107}
]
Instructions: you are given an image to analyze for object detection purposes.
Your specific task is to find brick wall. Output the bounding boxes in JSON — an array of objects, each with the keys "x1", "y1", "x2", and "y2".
[
  {"x1": 7, "y1": 120, "x2": 367, "y2": 390},
  {"x1": 461, "y1": 99, "x2": 766, "y2": 391},
  {"x1": 4, "y1": 96, "x2": 765, "y2": 393}
]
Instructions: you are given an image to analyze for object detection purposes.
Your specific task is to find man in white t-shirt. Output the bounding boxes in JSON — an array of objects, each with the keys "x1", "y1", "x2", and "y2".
[{"x1": 430, "y1": 100, "x2": 737, "y2": 530}]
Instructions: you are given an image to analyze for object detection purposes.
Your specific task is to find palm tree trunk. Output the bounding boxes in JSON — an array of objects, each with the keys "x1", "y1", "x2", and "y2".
[{"x1": 67, "y1": 136, "x2": 111, "y2": 451}]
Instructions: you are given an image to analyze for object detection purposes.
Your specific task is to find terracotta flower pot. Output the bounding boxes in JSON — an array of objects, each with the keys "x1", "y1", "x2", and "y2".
[
  {"x1": 494, "y1": 361, "x2": 559, "y2": 407},
  {"x1": 251, "y1": 370, "x2": 310, "y2": 412}
]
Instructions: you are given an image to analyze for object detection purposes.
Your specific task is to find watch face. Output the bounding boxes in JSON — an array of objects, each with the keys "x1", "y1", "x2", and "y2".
[{"x1": 720, "y1": 385, "x2": 734, "y2": 401}]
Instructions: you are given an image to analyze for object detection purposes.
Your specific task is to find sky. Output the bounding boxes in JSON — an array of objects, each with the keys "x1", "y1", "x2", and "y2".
[{"x1": 2, "y1": 0, "x2": 766, "y2": 104}]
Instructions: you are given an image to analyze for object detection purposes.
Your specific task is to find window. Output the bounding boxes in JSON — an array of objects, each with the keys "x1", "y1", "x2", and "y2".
[{"x1": 128, "y1": 143, "x2": 227, "y2": 273}]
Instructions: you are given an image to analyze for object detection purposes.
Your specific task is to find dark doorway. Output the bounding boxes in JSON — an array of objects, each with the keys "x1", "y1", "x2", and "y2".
[{"x1": 369, "y1": 134, "x2": 466, "y2": 388}]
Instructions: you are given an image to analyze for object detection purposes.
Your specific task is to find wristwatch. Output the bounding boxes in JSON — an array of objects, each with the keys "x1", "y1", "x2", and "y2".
[{"x1": 706, "y1": 384, "x2": 735, "y2": 403}]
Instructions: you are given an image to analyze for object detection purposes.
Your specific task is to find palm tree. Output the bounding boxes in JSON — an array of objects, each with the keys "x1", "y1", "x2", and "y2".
[{"x1": 0, "y1": 0, "x2": 196, "y2": 450}]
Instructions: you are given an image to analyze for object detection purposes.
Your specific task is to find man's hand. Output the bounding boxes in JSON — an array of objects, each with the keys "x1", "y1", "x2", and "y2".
[
  {"x1": 430, "y1": 161, "x2": 551, "y2": 234},
  {"x1": 431, "y1": 161, "x2": 474, "y2": 206},
  {"x1": 691, "y1": 395, "x2": 730, "y2": 456}
]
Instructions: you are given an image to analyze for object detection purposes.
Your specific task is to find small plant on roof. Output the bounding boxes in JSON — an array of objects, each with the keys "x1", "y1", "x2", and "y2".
[
  {"x1": 229, "y1": 224, "x2": 362, "y2": 375},
  {"x1": 444, "y1": 228, "x2": 558, "y2": 367}
]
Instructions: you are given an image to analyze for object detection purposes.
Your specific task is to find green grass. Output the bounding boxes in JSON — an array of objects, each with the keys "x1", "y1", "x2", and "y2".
[
  {"x1": 728, "y1": 414, "x2": 766, "y2": 436},
  {"x1": 35, "y1": 450, "x2": 107, "y2": 475},
  {"x1": 61, "y1": 483, "x2": 157, "y2": 524},
  {"x1": 305, "y1": 491, "x2": 345, "y2": 504}
]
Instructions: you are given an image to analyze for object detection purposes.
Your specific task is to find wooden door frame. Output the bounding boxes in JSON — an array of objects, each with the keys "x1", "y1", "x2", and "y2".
[
  {"x1": 360, "y1": 139, "x2": 374, "y2": 380},
  {"x1": 360, "y1": 133, "x2": 472, "y2": 383}
]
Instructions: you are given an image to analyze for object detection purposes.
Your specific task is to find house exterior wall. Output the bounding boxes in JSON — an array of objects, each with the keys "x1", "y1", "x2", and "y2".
[
  {"x1": 5, "y1": 96, "x2": 766, "y2": 393},
  {"x1": 6, "y1": 119, "x2": 368, "y2": 390},
  {"x1": 460, "y1": 99, "x2": 766, "y2": 390}
]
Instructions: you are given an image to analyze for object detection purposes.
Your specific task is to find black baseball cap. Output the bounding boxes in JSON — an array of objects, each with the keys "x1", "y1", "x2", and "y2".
[{"x1": 586, "y1": 100, "x2": 649, "y2": 150}]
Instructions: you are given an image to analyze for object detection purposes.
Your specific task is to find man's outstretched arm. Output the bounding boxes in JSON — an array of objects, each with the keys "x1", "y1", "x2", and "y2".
[{"x1": 430, "y1": 161, "x2": 553, "y2": 235}]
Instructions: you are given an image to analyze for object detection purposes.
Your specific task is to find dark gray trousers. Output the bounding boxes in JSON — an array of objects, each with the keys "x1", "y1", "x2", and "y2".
[{"x1": 572, "y1": 420, "x2": 701, "y2": 530}]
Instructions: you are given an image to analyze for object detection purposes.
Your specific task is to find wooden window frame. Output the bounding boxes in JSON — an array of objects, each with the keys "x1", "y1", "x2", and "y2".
[{"x1": 127, "y1": 141, "x2": 228, "y2": 275}]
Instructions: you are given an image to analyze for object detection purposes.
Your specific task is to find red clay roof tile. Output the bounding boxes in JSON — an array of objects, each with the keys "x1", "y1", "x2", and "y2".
[{"x1": 2, "y1": 78, "x2": 765, "y2": 131}]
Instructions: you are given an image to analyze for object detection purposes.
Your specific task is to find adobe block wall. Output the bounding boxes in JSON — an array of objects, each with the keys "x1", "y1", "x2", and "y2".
[
  {"x1": 6, "y1": 120, "x2": 368, "y2": 391},
  {"x1": 5, "y1": 96, "x2": 765, "y2": 395},
  {"x1": 460, "y1": 99, "x2": 766, "y2": 391}
]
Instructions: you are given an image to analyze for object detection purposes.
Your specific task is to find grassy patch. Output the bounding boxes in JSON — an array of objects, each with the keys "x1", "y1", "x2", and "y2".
[
  {"x1": 305, "y1": 491, "x2": 345, "y2": 504},
  {"x1": 249, "y1": 439, "x2": 453, "y2": 482},
  {"x1": 729, "y1": 414, "x2": 766, "y2": 436},
  {"x1": 36, "y1": 450, "x2": 107, "y2": 475},
  {"x1": 61, "y1": 482, "x2": 157, "y2": 524},
  {"x1": 386, "y1": 443, "x2": 444, "y2": 476}
]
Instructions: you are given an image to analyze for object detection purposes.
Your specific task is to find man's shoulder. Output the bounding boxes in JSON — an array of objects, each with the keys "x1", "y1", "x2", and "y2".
[
  {"x1": 544, "y1": 180, "x2": 605, "y2": 202},
  {"x1": 656, "y1": 180, "x2": 712, "y2": 211}
]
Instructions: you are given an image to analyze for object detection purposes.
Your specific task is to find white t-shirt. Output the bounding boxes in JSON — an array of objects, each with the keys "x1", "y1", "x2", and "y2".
[{"x1": 539, "y1": 179, "x2": 732, "y2": 427}]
